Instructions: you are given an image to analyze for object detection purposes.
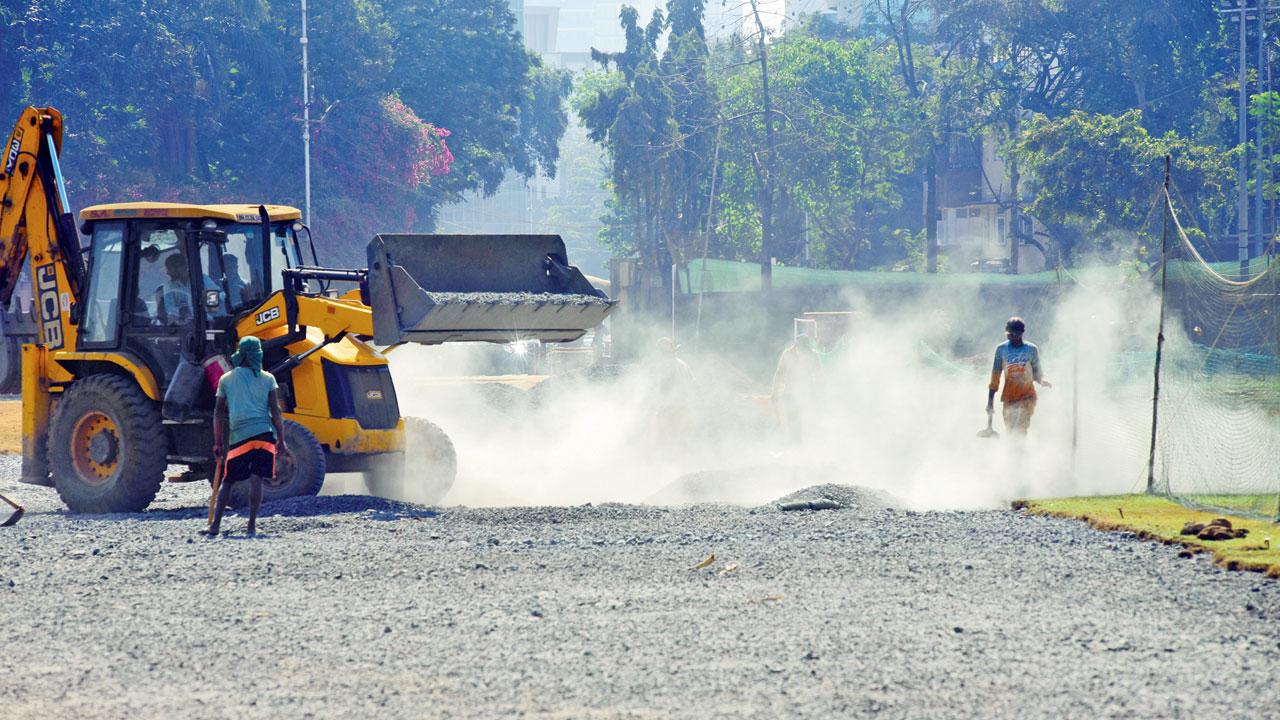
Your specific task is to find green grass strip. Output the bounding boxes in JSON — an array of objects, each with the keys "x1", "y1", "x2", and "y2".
[{"x1": 1017, "y1": 495, "x2": 1280, "y2": 578}]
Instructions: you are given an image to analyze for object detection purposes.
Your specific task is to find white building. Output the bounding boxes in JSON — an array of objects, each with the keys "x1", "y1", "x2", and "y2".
[
  {"x1": 779, "y1": 0, "x2": 864, "y2": 31},
  {"x1": 935, "y1": 134, "x2": 1048, "y2": 273},
  {"x1": 522, "y1": 1, "x2": 665, "y2": 69},
  {"x1": 524, "y1": 1, "x2": 738, "y2": 70}
]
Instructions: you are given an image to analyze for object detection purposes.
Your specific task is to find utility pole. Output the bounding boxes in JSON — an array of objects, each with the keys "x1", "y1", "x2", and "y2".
[
  {"x1": 1009, "y1": 153, "x2": 1021, "y2": 275},
  {"x1": 1219, "y1": 0, "x2": 1280, "y2": 276},
  {"x1": 1238, "y1": 0, "x2": 1250, "y2": 278},
  {"x1": 1257, "y1": 0, "x2": 1267, "y2": 258},
  {"x1": 301, "y1": 0, "x2": 313, "y2": 229},
  {"x1": 749, "y1": 0, "x2": 775, "y2": 292}
]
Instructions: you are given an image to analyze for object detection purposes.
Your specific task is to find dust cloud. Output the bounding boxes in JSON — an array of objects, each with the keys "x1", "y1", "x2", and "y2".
[{"x1": 382, "y1": 277, "x2": 1165, "y2": 510}]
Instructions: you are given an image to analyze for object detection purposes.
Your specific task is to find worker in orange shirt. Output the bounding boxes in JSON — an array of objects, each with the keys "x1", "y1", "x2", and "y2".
[{"x1": 987, "y1": 317, "x2": 1051, "y2": 435}]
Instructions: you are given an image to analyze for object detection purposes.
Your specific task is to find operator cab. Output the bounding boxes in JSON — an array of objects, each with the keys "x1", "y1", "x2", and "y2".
[{"x1": 77, "y1": 203, "x2": 305, "y2": 389}]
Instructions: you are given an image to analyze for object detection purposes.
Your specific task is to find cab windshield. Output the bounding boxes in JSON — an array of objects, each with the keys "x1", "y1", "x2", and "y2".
[{"x1": 201, "y1": 221, "x2": 301, "y2": 315}]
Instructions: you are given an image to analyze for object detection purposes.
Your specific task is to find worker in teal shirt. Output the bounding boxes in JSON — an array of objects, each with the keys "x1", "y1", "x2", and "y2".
[{"x1": 204, "y1": 336, "x2": 287, "y2": 537}]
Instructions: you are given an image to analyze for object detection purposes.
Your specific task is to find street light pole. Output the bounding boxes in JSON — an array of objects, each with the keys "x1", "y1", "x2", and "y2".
[
  {"x1": 1239, "y1": 1, "x2": 1250, "y2": 278},
  {"x1": 1220, "y1": 0, "x2": 1280, "y2": 276},
  {"x1": 301, "y1": 0, "x2": 313, "y2": 229},
  {"x1": 1257, "y1": 0, "x2": 1267, "y2": 258}
]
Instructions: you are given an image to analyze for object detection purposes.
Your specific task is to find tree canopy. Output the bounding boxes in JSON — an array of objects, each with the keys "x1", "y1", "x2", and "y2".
[
  {"x1": 577, "y1": 0, "x2": 1250, "y2": 276},
  {"x1": 2, "y1": 0, "x2": 570, "y2": 263}
]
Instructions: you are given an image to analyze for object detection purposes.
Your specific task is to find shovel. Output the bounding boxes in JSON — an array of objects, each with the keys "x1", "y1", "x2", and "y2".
[
  {"x1": 0, "y1": 493, "x2": 24, "y2": 527},
  {"x1": 977, "y1": 407, "x2": 1000, "y2": 439},
  {"x1": 207, "y1": 451, "x2": 226, "y2": 527}
]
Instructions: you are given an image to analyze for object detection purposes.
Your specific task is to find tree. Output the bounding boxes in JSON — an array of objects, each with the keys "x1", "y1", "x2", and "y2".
[
  {"x1": 714, "y1": 34, "x2": 916, "y2": 269},
  {"x1": 384, "y1": 0, "x2": 570, "y2": 202},
  {"x1": 867, "y1": 0, "x2": 949, "y2": 272},
  {"x1": 934, "y1": 0, "x2": 1227, "y2": 135},
  {"x1": 578, "y1": 4, "x2": 692, "y2": 305},
  {"x1": 1, "y1": 0, "x2": 570, "y2": 262},
  {"x1": 1010, "y1": 110, "x2": 1233, "y2": 264},
  {"x1": 660, "y1": 0, "x2": 718, "y2": 268}
]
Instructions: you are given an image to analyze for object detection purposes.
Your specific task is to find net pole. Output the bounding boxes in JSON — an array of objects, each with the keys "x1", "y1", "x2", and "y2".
[
  {"x1": 1147, "y1": 158, "x2": 1172, "y2": 493},
  {"x1": 1072, "y1": 331, "x2": 1079, "y2": 478},
  {"x1": 1061, "y1": 257, "x2": 1079, "y2": 477},
  {"x1": 695, "y1": 127, "x2": 722, "y2": 350},
  {"x1": 1274, "y1": 249, "x2": 1280, "y2": 522}
]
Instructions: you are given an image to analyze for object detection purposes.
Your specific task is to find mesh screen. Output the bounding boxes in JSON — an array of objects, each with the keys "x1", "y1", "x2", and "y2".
[{"x1": 1149, "y1": 197, "x2": 1280, "y2": 519}]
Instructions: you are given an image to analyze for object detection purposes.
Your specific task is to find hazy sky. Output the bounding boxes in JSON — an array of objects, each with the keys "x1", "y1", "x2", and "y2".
[{"x1": 755, "y1": 0, "x2": 787, "y2": 33}]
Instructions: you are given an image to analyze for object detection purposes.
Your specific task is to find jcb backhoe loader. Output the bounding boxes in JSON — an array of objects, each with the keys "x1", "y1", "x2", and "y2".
[{"x1": 1, "y1": 106, "x2": 613, "y2": 513}]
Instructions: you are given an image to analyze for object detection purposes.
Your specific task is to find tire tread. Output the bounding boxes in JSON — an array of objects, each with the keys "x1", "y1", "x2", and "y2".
[{"x1": 48, "y1": 374, "x2": 167, "y2": 513}]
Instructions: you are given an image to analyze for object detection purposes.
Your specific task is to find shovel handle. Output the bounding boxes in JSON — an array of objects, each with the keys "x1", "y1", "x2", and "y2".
[
  {"x1": 0, "y1": 493, "x2": 23, "y2": 527},
  {"x1": 206, "y1": 453, "x2": 226, "y2": 526}
]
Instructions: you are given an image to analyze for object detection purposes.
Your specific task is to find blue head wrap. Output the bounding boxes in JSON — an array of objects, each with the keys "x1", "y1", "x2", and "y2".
[{"x1": 231, "y1": 336, "x2": 264, "y2": 375}]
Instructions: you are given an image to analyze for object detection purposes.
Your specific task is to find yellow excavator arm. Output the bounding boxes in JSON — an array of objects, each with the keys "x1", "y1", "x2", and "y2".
[
  {"x1": 1, "y1": 107, "x2": 90, "y2": 484},
  {"x1": 0, "y1": 107, "x2": 84, "y2": 350}
]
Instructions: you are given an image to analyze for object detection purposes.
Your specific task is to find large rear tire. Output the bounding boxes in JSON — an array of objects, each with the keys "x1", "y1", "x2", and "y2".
[
  {"x1": 229, "y1": 420, "x2": 326, "y2": 507},
  {"x1": 48, "y1": 375, "x2": 167, "y2": 513},
  {"x1": 363, "y1": 417, "x2": 456, "y2": 504}
]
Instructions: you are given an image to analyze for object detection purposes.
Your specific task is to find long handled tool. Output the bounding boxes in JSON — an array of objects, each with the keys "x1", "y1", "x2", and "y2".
[
  {"x1": 977, "y1": 407, "x2": 1000, "y2": 439},
  {"x1": 206, "y1": 453, "x2": 225, "y2": 527},
  {"x1": 0, "y1": 492, "x2": 24, "y2": 527}
]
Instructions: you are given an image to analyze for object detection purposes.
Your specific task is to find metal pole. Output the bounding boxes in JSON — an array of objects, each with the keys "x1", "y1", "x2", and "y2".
[
  {"x1": 1147, "y1": 157, "x2": 1172, "y2": 493},
  {"x1": 1270, "y1": 10, "x2": 1276, "y2": 250},
  {"x1": 1274, "y1": 256, "x2": 1280, "y2": 521},
  {"x1": 1071, "y1": 332, "x2": 1079, "y2": 477},
  {"x1": 670, "y1": 263, "x2": 678, "y2": 344},
  {"x1": 1239, "y1": 4, "x2": 1251, "y2": 279},
  {"x1": 301, "y1": 0, "x2": 313, "y2": 229},
  {"x1": 1258, "y1": 0, "x2": 1267, "y2": 257},
  {"x1": 695, "y1": 128, "x2": 722, "y2": 349}
]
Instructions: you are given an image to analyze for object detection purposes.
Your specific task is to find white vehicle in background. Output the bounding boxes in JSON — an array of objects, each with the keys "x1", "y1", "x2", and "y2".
[{"x1": 0, "y1": 266, "x2": 35, "y2": 394}]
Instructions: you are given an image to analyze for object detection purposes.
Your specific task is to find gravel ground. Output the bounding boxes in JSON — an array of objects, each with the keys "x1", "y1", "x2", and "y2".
[{"x1": 1, "y1": 455, "x2": 1279, "y2": 719}]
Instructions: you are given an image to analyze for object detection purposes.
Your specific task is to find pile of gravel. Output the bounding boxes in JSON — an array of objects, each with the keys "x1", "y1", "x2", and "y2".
[
  {"x1": 769, "y1": 483, "x2": 897, "y2": 512},
  {"x1": 424, "y1": 291, "x2": 611, "y2": 306},
  {"x1": 646, "y1": 464, "x2": 838, "y2": 505}
]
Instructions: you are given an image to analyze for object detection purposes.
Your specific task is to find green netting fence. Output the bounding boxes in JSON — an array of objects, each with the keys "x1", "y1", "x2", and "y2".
[{"x1": 1149, "y1": 189, "x2": 1280, "y2": 520}]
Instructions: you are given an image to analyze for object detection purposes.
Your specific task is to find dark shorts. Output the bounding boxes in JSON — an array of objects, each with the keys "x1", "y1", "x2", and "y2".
[{"x1": 224, "y1": 433, "x2": 276, "y2": 485}]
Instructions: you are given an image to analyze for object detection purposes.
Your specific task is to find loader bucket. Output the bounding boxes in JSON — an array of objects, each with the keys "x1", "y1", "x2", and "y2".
[{"x1": 367, "y1": 234, "x2": 615, "y2": 346}]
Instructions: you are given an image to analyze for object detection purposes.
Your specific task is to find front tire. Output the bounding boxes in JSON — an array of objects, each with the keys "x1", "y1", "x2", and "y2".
[
  {"x1": 48, "y1": 375, "x2": 167, "y2": 513},
  {"x1": 363, "y1": 417, "x2": 456, "y2": 504},
  {"x1": 229, "y1": 420, "x2": 326, "y2": 507}
]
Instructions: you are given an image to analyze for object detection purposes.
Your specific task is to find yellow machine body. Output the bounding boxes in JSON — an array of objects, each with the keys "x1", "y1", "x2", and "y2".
[{"x1": 2, "y1": 106, "x2": 612, "y2": 511}]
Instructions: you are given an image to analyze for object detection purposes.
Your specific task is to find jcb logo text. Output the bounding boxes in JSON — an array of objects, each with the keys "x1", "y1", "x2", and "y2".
[
  {"x1": 255, "y1": 307, "x2": 281, "y2": 326},
  {"x1": 36, "y1": 264, "x2": 63, "y2": 349}
]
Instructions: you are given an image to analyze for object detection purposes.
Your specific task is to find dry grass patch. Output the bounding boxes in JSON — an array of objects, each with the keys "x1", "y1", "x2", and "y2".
[
  {"x1": 0, "y1": 400, "x2": 20, "y2": 454},
  {"x1": 1018, "y1": 495, "x2": 1280, "y2": 578}
]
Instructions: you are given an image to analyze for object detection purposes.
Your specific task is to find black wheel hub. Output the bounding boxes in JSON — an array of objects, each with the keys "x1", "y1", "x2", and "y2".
[{"x1": 88, "y1": 431, "x2": 119, "y2": 466}]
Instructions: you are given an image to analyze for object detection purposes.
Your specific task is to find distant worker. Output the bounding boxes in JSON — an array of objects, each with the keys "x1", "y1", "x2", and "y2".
[
  {"x1": 223, "y1": 254, "x2": 247, "y2": 307},
  {"x1": 656, "y1": 336, "x2": 695, "y2": 390},
  {"x1": 987, "y1": 317, "x2": 1051, "y2": 435},
  {"x1": 772, "y1": 332, "x2": 823, "y2": 443},
  {"x1": 204, "y1": 336, "x2": 286, "y2": 537},
  {"x1": 158, "y1": 253, "x2": 194, "y2": 323},
  {"x1": 651, "y1": 337, "x2": 697, "y2": 442}
]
